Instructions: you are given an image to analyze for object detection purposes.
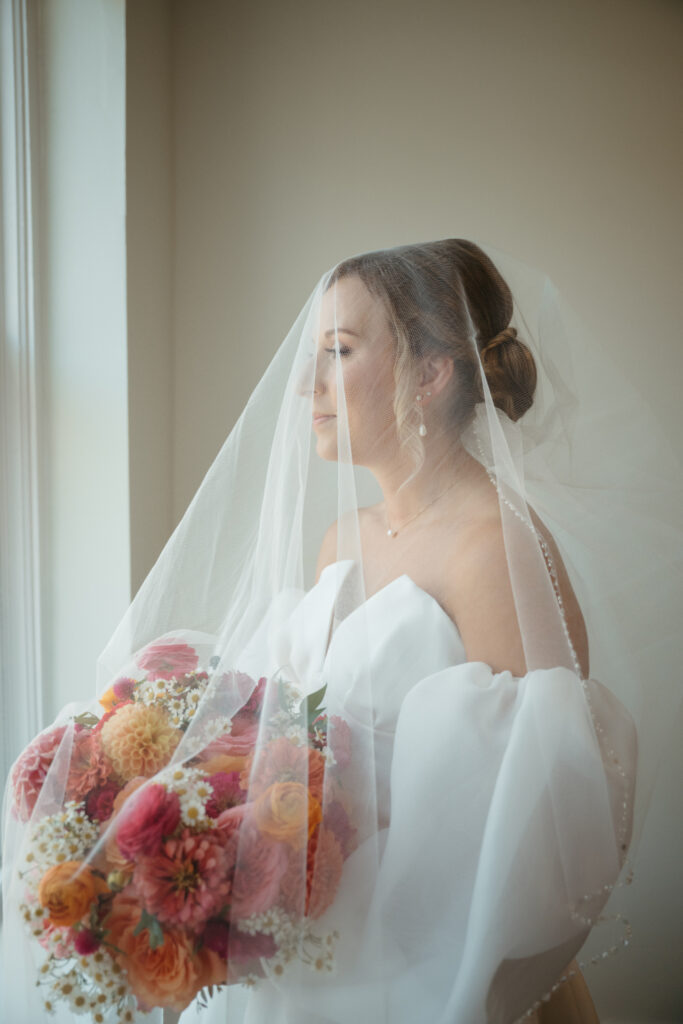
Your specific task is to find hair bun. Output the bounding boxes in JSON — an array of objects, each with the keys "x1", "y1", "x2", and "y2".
[
  {"x1": 480, "y1": 326, "x2": 518, "y2": 358},
  {"x1": 480, "y1": 325, "x2": 536, "y2": 422}
]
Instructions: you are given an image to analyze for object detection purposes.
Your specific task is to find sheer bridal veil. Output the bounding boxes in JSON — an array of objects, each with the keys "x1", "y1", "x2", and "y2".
[{"x1": 2, "y1": 239, "x2": 681, "y2": 1024}]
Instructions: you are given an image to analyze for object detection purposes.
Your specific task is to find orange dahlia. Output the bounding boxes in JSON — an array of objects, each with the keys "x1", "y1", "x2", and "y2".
[{"x1": 100, "y1": 704, "x2": 181, "y2": 782}]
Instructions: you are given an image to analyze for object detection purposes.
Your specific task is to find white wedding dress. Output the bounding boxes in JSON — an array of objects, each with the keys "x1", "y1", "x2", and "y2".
[{"x1": 180, "y1": 559, "x2": 635, "y2": 1024}]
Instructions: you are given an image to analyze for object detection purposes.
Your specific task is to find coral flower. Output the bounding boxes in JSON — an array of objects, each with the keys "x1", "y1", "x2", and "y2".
[
  {"x1": 241, "y1": 736, "x2": 325, "y2": 803},
  {"x1": 100, "y1": 703, "x2": 181, "y2": 781},
  {"x1": 38, "y1": 860, "x2": 109, "y2": 927},
  {"x1": 252, "y1": 782, "x2": 322, "y2": 851},
  {"x1": 104, "y1": 894, "x2": 202, "y2": 1011},
  {"x1": 11, "y1": 725, "x2": 67, "y2": 822},
  {"x1": 116, "y1": 784, "x2": 181, "y2": 858},
  {"x1": 230, "y1": 823, "x2": 288, "y2": 919},
  {"x1": 306, "y1": 827, "x2": 344, "y2": 919},
  {"x1": 132, "y1": 828, "x2": 234, "y2": 930},
  {"x1": 136, "y1": 641, "x2": 199, "y2": 681},
  {"x1": 66, "y1": 731, "x2": 113, "y2": 801}
]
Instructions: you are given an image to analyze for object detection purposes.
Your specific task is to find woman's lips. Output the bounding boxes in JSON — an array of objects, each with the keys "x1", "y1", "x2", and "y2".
[{"x1": 313, "y1": 414, "x2": 336, "y2": 426}]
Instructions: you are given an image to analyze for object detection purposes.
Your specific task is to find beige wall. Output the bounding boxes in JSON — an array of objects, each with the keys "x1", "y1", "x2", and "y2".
[{"x1": 126, "y1": 1, "x2": 683, "y2": 1019}]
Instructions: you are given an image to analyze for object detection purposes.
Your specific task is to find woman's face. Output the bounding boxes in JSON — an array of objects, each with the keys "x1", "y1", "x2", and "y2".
[{"x1": 309, "y1": 275, "x2": 399, "y2": 466}]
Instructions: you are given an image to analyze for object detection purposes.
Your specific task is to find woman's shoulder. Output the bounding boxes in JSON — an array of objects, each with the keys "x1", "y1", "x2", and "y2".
[{"x1": 314, "y1": 505, "x2": 383, "y2": 583}]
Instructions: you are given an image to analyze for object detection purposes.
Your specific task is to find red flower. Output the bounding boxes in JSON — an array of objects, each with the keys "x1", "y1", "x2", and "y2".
[
  {"x1": 72, "y1": 927, "x2": 101, "y2": 955},
  {"x1": 205, "y1": 772, "x2": 246, "y2": 818},
  {"x1": 85, "y1": 782, "x2": 121, "y2": 823},
  {"x1": 201, "y1": 918, "x2": 276, "y2": 963},
  {"x1": 116, "y1": 784, "x2": 181, "y2": 859},
  {"x1": 136, "y1": 642, "x2": 199, "y2": 681}
]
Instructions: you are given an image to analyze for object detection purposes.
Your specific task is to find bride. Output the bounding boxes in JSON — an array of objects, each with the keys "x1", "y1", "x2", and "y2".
[{"x1": 4, "y1": 239, "x2": 678, "y2": 1024}]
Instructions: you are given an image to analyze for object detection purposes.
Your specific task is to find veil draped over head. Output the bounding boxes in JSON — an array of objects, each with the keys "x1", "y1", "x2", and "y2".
[{"x1": 2, "y1": 239, "x2": 681, "y2": 1024}]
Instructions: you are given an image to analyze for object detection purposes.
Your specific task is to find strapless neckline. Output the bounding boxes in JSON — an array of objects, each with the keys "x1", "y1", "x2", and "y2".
[{"x1": 318, "y1": 559, "x2": 463, "y2": 664}]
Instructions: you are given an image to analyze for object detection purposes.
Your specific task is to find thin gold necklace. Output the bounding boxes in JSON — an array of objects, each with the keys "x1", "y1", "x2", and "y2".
[{"x1": 384, "y1": 477, "x2": 459, "y2": 538}]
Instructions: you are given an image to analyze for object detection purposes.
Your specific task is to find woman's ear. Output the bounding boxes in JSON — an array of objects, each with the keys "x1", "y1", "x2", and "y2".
[{"x1": 417, "y1": 353, "x2": 454, "y2": 396}]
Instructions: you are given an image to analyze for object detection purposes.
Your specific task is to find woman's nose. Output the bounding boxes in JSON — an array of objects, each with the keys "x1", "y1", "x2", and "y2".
[{"x1": 295, "y1": 352, "x2": 325, "y2": 398}]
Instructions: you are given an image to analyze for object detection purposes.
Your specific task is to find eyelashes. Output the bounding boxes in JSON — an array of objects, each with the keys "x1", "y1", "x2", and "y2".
[{"x1": 324, "y1": 347, "x2": 352, "y2": 358}]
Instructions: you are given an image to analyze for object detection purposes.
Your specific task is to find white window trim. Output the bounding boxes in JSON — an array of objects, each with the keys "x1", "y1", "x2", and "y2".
[{"x1": 0, "y1": 0, "x2": 44, "y2": 800}]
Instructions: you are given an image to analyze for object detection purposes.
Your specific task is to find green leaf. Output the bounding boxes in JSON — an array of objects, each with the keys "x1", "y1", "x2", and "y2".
[
  {"x1": 304, "y1": 683, "x2": 327, "y2": 718},
  {"x1": 73, "y1": 711, "x2": 100, "y2": 729},
  {"x1": 133, "y1": 908, "x2": 165, "y2": 950}
]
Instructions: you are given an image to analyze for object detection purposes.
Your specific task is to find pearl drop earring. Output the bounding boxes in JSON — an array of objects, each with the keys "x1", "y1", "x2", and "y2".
[{"x1": 416, "y1": 391, "x2": 431, "y2": 437}]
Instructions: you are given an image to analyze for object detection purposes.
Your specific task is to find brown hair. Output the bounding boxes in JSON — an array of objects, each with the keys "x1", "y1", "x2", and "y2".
[{"x1": 326, "y1": 239, "x2": 537, "y2": 467}]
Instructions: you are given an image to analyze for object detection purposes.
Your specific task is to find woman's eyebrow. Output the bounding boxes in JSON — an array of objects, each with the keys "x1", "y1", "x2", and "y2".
[{"x1": 324, "y1": 327, "x2": 360, "y2": 338}]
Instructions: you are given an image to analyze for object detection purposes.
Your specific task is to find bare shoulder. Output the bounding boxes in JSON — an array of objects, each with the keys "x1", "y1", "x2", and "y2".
[
  {"x1": 442, "y1": 513, "x2": 589, "y2": 678},
  {"x1": 441, "y1": 518, "x2": 525, "y2": 673},
  {"x1": 314, "y1": 504, "x2": 382, "y2": 583},
  {"x1": 315, "y1": 520, "x2": 339, "y2": 582}
]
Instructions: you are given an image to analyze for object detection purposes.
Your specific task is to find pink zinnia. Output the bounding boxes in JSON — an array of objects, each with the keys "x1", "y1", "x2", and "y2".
[
  {"x1": 11, "y1": 725, "x2": 68, "y2": 822},
  {"x1": 132, "y1": 828, "x2": 234, "y2": 930},
  {"x1": 230, "y1": 823, "x2": 288, "y2": 919},
  {"x1": 116, "y1": 784, "x2": 181, "y2": 858},
  {"x1": 205, "y1": 773, "x2": 246, "y2": 818},
  {"x1": 136, "y1": 641, "x2": 199, "y2": 680}
]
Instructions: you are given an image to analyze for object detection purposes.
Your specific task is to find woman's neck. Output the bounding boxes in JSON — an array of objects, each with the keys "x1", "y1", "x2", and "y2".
[{"x1": 371, "y1": 438, "x2": 486, "y2": 528}]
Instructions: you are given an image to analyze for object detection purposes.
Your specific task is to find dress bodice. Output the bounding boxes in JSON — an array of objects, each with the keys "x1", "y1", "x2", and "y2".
[{"x1": 240, "y1": 558, "x2": 467, "y2": 735}]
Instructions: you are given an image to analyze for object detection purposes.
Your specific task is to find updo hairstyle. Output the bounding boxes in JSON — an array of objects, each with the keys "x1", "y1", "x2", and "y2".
[{"x1": 327, "y1": 239, "x2": 537, "y2": 469}]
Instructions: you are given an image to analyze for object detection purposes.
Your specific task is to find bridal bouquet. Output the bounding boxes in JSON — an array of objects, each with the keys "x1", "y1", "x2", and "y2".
[{"x1": 10, "y1": 640, "x2": 357, "y2": 1021}]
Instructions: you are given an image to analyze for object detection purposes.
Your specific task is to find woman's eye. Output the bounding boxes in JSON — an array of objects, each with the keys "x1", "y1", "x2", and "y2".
[{"x1": 324, "y1": 346, "x2": 351, "y2": 357}]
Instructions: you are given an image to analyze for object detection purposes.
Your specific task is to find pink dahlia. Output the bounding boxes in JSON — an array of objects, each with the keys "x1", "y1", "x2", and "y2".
[
  {"x1": 230, "y1": 823, "x2": 288, "y2": 919},
  {"x1": 11, "y1": 725, "x2": 68, "y2": 822},
  {"x1": 132, "y1": 828, "x2": 234, "y2": 930},
  {"x1": 205, "y1": 772, "x2": 246, "y2": 818},
  {"x1": 136, "y1": 642, "x2": 199, "y2": 681},
  {"x1": 66, "y1": 731, "x2": 113, "y2": 801},
  {"x1": 100, "y1": 702, "x2": 181, "y2": 781},
  {"x1": 116, "y1": 784, "x2": 181, "y2": 858}
]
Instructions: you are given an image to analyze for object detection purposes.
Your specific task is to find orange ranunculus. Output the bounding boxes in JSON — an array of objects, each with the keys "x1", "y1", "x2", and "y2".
[
  {"x1": 104, "y1": 894, "x2": 202, "y2": 1011},
  {"x1": 198, "y1": 753, "x2": 246, "y2": 775},
  {"x1": 252, "y1": 782, "x2": 322, "y2": 850},
  {"x1": 38, "y1": 861, "x2": 109, "y2": 927}
]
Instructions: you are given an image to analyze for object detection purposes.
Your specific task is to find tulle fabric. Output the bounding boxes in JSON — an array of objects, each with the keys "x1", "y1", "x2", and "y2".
[{"x1": 2, "y1": 239, "x2": 681, "y2": 1024}]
